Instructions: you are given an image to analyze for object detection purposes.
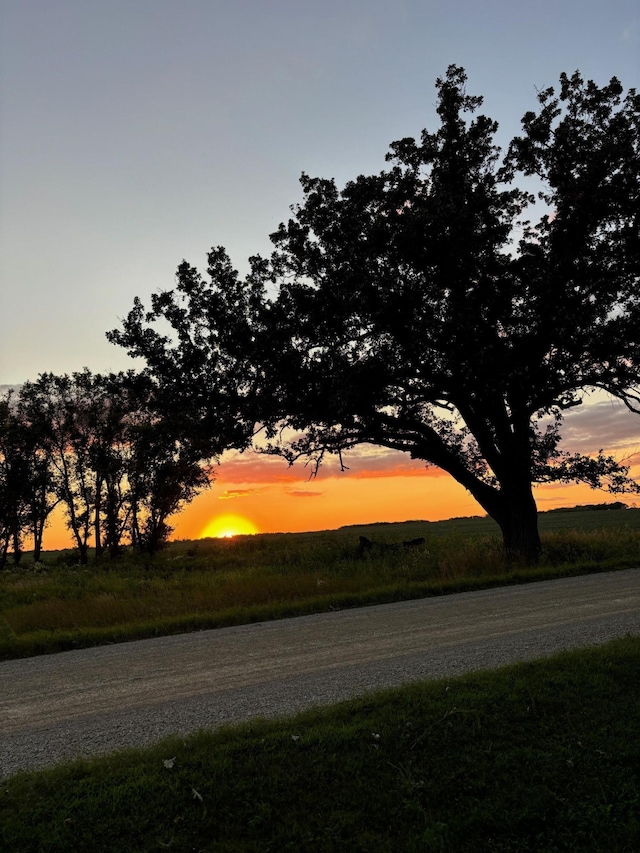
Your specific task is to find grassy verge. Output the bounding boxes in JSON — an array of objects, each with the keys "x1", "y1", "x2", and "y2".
[
  {"x1": 2, "y1": 636, "x2": 639, "y2": 852},
  {"x1": 1, "y1": 509, "x2": 639, "y2": 660}
]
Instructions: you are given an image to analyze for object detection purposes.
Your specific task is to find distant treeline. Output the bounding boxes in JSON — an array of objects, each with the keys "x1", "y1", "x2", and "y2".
[
  {"x1": 545, "y1": 502, "x2": 630, "y2": 513},
  {"x1": 0, "y1": 371, "x2": 213, "y2": 567},
  {"x1": 341, "y1": 504, "x2": 634, "y2": 529}
]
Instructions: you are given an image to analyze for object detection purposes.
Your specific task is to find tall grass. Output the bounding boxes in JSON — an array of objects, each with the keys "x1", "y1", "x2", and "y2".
[{"x1": 1, "y1": 509, "x2": 639, "y2": 659}]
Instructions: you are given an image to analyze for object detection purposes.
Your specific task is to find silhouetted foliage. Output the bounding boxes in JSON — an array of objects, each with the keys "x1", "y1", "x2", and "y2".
[
  {"x1": 122, "y1": 376, "x2": 211, "y2": 555},
  {"x1": 0, "y1": 393, "x2": 30, "y2": 566},
  {"x1": 109, "y1": 67, "x2": 640, "y2": 561},
  {"x1": 0, "y1": 388, "x2": 61, "y2": 565},
  {"x1": 2, "y1": 372, "x2": 213, "y2": 563}
]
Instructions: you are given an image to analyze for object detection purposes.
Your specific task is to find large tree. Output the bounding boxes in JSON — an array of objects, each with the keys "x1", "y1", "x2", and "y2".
[{"x1": 109, "y1": 67, "x2": 640, "y2": 560}]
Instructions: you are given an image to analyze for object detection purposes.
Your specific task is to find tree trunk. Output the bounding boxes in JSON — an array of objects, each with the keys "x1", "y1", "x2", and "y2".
[
  {"x1": 66, "y1": 506, "x2": 88, "y2": 564},
  {"x1": 490, "y1": 487, "x2": 541, "y2": 563},
  {"x1": 12, "y1": 529, "x2": 23, "y2": 565},
  {"x1": 32, "y1": 518, "x2": 43, "y2": 563},
  {"x1": 439, "y1": 455, "x2": 542, "y2": 563},
  {"x1": 94, "y1": 475, "x2": 103, "y2": 558},
  {"x1": 129, "y1": 496, "x2": 141, "y2": 551},
  {"x1": 77, "y1": 540, "x2": 89, "y2": 565}
]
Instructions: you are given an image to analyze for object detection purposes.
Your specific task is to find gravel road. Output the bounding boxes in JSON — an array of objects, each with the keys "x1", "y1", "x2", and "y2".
[{"x1": 2, "y1": 568, "x2": 639, "y2": 778}]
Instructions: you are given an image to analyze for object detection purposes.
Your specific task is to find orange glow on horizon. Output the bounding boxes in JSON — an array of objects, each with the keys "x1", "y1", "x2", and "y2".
[
  {"x1": 36, "y1": 472, "x2": 639, "y2": 553},
  {"x1": 199, "y1": 513, "x2": 259, "y2": 539},
  {"x1": 32, "y1": 435, "x2": 640, "y2": 552}
]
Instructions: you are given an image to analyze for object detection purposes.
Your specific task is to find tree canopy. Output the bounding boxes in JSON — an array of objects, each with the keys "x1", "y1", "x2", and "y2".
[{"x1": 108, "y1": 66, "x2": 640, "y2": 560}]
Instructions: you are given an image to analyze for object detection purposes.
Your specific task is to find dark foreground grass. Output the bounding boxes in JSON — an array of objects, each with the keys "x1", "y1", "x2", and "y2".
[
  {"x1": 2, "y1": 636, "x2": 639, "y2": 852},
  {"x1": 2, "y1": 509, "x2": 640, "y2": 659}
]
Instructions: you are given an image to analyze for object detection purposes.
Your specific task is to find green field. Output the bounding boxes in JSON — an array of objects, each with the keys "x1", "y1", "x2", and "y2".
[
  {"x1": 2, "y1": 636, "x2": 639, "y2": 851},
  {"x1": 1, "y1": 507, "x2": 639, "y2": 660}
]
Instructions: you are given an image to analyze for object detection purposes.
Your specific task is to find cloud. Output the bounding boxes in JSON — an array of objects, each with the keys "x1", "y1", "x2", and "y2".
[
  {"x1": 216, "y1": 451, "x2": 300, "y2": 484},
  {"x1": 621, "y1": 22, "x2": 637, "y2": 41},
  {"x1": 558, "y1": 399, "x2": 640, "y2": 455},
  {"x1": 216, "y1": 445, "x2": 444, "y2": 485},
  {"x1": 287, "y1": 490, "x2": 323, "y2": 498},
  {"x1": 337, "y1": 447, "x2": 446, "y2": 479},
  {"x1": 218, "y1": 488, "x2": 268, "y2": 500}
]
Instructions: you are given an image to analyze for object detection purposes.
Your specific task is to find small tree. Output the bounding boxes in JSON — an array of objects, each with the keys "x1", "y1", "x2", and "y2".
[
  {"x1": 23, "y1": 373, "x2": 98, "y2": 564},
  {"x1": 120, "y1": 373, "x2": 213, "y2": 555},
  {"x1": 1, "y1": 388, "x2": 63, "y2": 564},
  {"x1": 109, "y1": 67, "x2": 640, "y2": 561},
  {"x1": 129, "y1": 442, "x2": 209, "y2": 556},
  {"x1": 16, "y1": 401, "x2": 61, "y2": 563},
  {"x1": 0, "y1": 394, "x2": 31, "y2": 566},
  {"x1": 82, "y1": 372, "x2": 134, "y2": 559}
]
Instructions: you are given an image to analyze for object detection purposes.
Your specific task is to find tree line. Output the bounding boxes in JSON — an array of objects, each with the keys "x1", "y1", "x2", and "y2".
[{"x1": 0, "y1": 371, "x2": 212, "y2": 566}]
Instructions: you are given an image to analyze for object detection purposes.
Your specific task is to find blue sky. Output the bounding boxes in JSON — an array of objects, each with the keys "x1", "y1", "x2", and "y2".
[{"x1": 1, "y1": 0, "x2": 639, "y2": 384}]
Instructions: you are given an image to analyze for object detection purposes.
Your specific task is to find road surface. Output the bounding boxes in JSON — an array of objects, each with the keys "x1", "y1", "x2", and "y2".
[{"x1": 1, "y1": 568, "x2": 639, "y2": 777}]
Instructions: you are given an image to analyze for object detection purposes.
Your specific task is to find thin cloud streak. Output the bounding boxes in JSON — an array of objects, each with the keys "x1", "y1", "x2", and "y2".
[
  {"x1": 218, "y1": 488, "x2": 268, "y2": 500},
  {"x1": 215, "y1": 447, "x2": 441, "y2": 486}
]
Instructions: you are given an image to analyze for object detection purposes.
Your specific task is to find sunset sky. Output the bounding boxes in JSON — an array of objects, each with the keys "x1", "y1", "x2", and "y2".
[
  {"x1": 2, "y1": 1, "x2": 639, "y2": 547},
  {"x1": 38, "y1": 396, "x2": 640, "y2": 550}
]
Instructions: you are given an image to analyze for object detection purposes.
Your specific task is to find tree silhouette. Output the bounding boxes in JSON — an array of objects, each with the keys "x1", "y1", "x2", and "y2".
[
  {"x1": 0, "y1": 393, "x2": 31, "y2": 566},
  {"x1": 14, "y1": 371, "x2": 212, "y2": 561},
  {"x1": 1, "y1": 388, "x2": 63, "y2": 565},
  {"x1": 120, "y1": 373, "x2": 212, "y2": 555},
  {"x1": 109, "y1": 67, "x2": 640, "y2": 561}
]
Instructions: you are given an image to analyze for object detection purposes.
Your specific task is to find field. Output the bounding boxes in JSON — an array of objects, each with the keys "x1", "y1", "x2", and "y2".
[{"x1": 1, "y1": 507, "x2": 639, "y2": 660}]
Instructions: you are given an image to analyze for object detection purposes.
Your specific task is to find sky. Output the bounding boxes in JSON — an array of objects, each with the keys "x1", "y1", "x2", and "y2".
[{"x1": 2, "y1": 0, "x2": 639, "y2": 545}]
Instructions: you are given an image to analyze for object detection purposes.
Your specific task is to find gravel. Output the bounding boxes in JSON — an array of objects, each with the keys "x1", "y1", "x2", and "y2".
[{"x1": 2, "y1": 568, "x2": 639, "y2": 778}]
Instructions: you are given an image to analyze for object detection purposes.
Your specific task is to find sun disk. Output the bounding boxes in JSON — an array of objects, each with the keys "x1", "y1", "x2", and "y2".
[{"x1": 200, "y1": 513, "x2": 259, "y2": 539}]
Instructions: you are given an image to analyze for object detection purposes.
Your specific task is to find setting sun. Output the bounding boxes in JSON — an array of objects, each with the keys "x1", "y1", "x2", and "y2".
[{"x1": 200, "y1": 514, "x2": 259, "y2": 539}]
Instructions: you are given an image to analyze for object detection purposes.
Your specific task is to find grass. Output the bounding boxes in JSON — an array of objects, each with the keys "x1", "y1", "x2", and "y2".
[
  {"x1": 2, "y1": 635, "x2": 639, "y2": 851},
  {"x1": 1, "y1": 508, "x2": 640, "y2": 659}
]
